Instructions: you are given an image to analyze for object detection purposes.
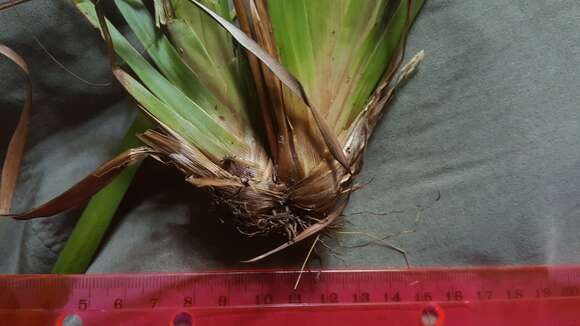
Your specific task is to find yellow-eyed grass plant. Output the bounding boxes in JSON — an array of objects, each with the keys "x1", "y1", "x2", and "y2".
[{"x1": 1, "y1": 0, "x2": 425, "y2": 270}]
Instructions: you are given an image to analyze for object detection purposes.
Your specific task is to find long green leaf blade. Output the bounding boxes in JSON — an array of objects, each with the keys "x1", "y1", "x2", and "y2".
[
  {"x1": 115, "y1": 0, "x2": 249, "y2": 137},
  {"x1": 74, "y1": 0, "x2": 246, "y2": 159},
  {"x1": 52, "y1": 115, "x2": 151, "y2": 274}
]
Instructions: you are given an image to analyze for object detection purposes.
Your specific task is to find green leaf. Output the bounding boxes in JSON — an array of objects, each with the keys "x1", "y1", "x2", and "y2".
[
  {"x1": 336, "y1": 0, "x2": 415, "y2": 130},
  {"x1": 166, "y1": 0, "x2": 250, "y2": 122},
  {"x1": 266, "y1": 0, "x2": 316, "y2": 92},
  {"x1": 115, "y1": 68, "x2": 242, "y2": 163},
  {"x1": 52, "y1": 114, "x2": 151, "y2": 274},
  {"x1": 267, "y1": 0, "x2": 425, "y2": 133},
  {"x1": 74, "y1": 0, "x2": 246, "y2": 160},
  {"x1": 115, "y1": 0, "x2": 249, "y2": 138}
]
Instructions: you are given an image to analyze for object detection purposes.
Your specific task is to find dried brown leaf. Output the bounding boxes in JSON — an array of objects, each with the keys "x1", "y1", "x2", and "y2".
[
  {"x1": 0, "y1": 44, "x2": 31, "y2": 214},
  {"x1": 2, "y1": 147, "x2": 153, "y2": 220}
]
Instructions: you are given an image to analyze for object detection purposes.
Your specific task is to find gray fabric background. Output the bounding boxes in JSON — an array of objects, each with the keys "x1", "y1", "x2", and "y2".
[{"x1": 1, "y1": 0, "x2": 579, "y2": 274}]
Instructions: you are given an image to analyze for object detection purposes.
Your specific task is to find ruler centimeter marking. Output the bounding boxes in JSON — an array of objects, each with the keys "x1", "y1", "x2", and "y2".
[
  {"x1": 2, "y1": 267, "x2": 580, "y2": 308},
  {"x1": 1, "y1": 266, "x2": 580, "y2": 325}
]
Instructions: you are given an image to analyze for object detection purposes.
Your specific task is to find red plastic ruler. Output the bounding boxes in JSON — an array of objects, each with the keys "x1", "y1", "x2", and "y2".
[{"x1": 2, "y1": 265, "x2": 580, "y2": 325}]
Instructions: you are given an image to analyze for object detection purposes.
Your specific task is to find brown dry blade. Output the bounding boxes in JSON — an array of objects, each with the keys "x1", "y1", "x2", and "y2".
[
  {"x1": 0, "y1": 0, "x2": 31, "y2": 11},
  {"x1": 186, "y1": 177, "x2": 243, "y2": 188},
  {"x1": 233, "y1": 0, "x2": 301, "y2": 181},
  {"x1": 248, "y1": 0, "x2": 301, "y2": 181},
  {"x1": 187, "y1": 0, "x2": 351, "y2": 173},
  {"x1": 243, "y1": 197, "x2": 348, "y2": 263},
  {"x1": 0, "y1": 45, "x2": 31, "y2": 215},
  {"x1": 0, "y1": 147, "x2": 153, "y2": 220},
  {"x1": 232, "y1": 0, "x2": 278, "y2": 163}
]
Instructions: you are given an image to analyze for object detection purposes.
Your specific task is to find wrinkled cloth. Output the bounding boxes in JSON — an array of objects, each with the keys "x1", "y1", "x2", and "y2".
[{"x1": 1, "y1": 0, "x2": 580, "y2": 273}]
